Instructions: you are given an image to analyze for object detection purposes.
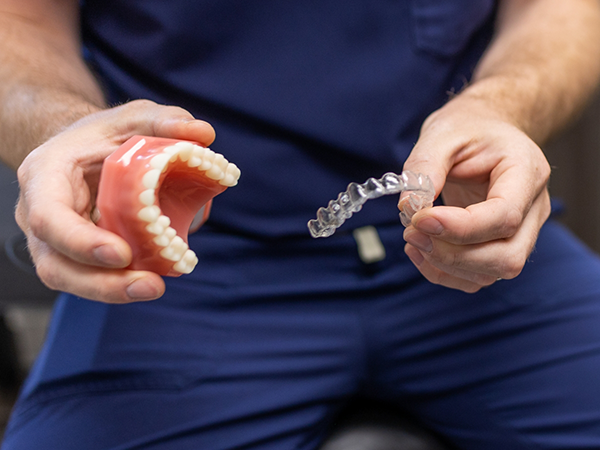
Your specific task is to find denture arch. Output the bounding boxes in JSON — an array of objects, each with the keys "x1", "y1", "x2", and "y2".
[{"x1": 95, "y1": 135, "x2": 240, "y2": 276}]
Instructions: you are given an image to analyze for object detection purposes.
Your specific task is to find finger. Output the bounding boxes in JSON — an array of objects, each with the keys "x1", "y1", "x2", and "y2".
[
  {"x1": 411, "y1": 176, "x2": 550, "y2": 246},
  {"x1": 107, "y1": 100, "x2": 216, "y2": 147},
  {"x1": 404, "y1": 244, "x2": 492, "y2": 293},
  {"x1": 29, "y1": 201, "x2": 133, "y2": 267},
  {"x1": 30, "y1": 237, "x2": 165, "y2": 303},
  {"x1": 405, "y1": 191, "x2": 550, "y2": 280}
]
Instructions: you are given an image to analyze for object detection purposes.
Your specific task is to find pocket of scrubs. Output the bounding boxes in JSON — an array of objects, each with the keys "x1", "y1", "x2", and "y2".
[{"x1": 409, "y1": 0, "x2": 495, "y2": 57}]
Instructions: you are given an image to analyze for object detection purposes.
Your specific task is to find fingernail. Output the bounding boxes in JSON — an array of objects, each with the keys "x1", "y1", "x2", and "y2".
[
  {"x1": 404, "y1": 231, "x2": 433, "y2": 253},
  {"x1": 415, "y1": 217, "x2": 443, "y2": 235},
  {"x1": 93, "y1": 244, "x2": 127, "y2": 266},
  {"x1": 127, "y1": 279, "x2": 162, "y2": 301}
]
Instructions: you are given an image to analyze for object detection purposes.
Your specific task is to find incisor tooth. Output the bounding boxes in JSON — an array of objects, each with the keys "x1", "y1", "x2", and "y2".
[
  {"x1": 138, "y1": 205, "x2": 161, "y2": 222},
  {"x1": 163, "y1": 145, "x2": 178, "y2": 155},
  {"x1": 142, "y1": 169, "x2": 161, "y2": 189},
  {"x1": 139, "y1": 189, "x2": 155, "y2": 206}
]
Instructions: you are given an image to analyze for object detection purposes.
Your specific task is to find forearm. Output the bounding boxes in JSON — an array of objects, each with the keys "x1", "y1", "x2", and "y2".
[
  {"x1": 461, "y1": 0, "x2": 600, "y2": 144},
  {"x1": 0, "y1": 7, "x2": 105, "y2": 169}
]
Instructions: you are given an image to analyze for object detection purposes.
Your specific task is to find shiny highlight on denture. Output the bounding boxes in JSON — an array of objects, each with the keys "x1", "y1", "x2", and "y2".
[
  {"x1": 94, "y1": 136, "x2": 240, "y2": 276},
  {"x1": 308, "y1": 171, "x2": 434, "y2": 238}
]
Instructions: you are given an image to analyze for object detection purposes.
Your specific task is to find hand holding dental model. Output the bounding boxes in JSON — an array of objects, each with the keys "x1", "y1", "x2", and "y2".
[
  {"x1": 94, "y1": 136, "x2": 240, "y2": 277},
  {"x1": 14, "y1": 101, "x2": 225, "y2": 303}
]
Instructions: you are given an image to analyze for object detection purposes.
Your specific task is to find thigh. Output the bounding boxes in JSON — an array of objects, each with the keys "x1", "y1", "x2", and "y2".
[
  {"x1": 2, "y1": 230, "x2": 371, "y2": 450},
  {"x1": 371, "y1": 221, "x2": 600, "y2": 449}
]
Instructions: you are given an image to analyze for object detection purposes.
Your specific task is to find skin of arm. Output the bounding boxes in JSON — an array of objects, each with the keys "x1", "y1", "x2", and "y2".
[
  {"x1": 402, "y1": 0, "x2": 600, "y2": 292},
  {"x1": 0, "y1": 0, "x2": 216, "y2": 302}
]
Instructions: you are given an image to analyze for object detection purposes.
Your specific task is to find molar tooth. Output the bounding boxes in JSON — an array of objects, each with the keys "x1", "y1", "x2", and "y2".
[
  {"x1": 142, "y1": 169, "x2": 161, "y2": 189},
  {"x1": 205, "y1": 165, "x2": 224, "y2": 180},
  {"x1": 150, "y1": 153, "x2": 171, "y2": 172},
  {"x1": 160, "y1": 246, "x2": 177, "y2": 261},
  {"x1": 220, "y1": 174, "x2": 237, "y2": 187},
  {"x1": 146, "y1": 221, "x2": 165, "y2": 235},
  {"x1": 153, "y1": 234, "x2": 170, "y2": 247},
  {"x1": 138, "y1": 205, "x2": 161, "y2": 222},
  {"x1": 182, "y1": 249, "x2": 197, "y2": 264},
  {"x1": 173, "y1": 251, "x2": 198, "y2": 274},
  {"x1": 157, "y1": 215, "x2": 171, "y2": 228},
  {"x1": 219, "y1": 163, "x2": 241, "y2": 186},
  {"x1": 213, "y1": 154, "x2": 228, "y2": 170},
  {"x1": 164, "y1": 227, "x2": 177, "y2": 240},
  {"x1": 139, "y1": 189, "x2": 156, "y2": 206},
  {"x1": 200, "y1": 150, "x2": 215, "y2": 171},
  {"x1": 188, "y1": 156, "x2": 202, "y2": 168},
  {"x1": 173, "y1": 260, "x2": 195, "y2": 274},
  {"x1": 171, "y1": 236, "x2": 188, "y2": 254},
  {"x1": 160, "y1": 236, "x2": 188, "y2": 261}
]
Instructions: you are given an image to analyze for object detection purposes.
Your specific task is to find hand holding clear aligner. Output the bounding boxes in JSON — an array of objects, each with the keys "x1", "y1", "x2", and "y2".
[{"x1": 307, "y1": 171, "x2": 435, "y2": 238}]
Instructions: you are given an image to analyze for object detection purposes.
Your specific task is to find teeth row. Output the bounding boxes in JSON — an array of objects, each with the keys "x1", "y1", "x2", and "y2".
[
  {"x1": 143, "y1": 142, "x2": 240, "y2": 189},
  {"x1": 137, "y1": 206, "x2": 198, "y2": 274},
  {"x1": 134, "y1": 141, "x2": 240, "y2": 274}
]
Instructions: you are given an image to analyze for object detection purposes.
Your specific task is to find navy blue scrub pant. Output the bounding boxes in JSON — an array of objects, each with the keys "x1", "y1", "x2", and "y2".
[{"x1": 3, "y1": 220, "x2": 600, "y2": 450}]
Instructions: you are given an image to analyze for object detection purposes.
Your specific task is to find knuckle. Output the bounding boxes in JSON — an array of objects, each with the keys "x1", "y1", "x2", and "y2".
[
  {"x1": 27, "y1": 209, "x2": 49, "y2": 239},
  {"x1": 498, "y1": 251, "x2": 526, "y2": 279},
  {"x1": 34, "y1": 260, "x2": 61, "y2": 291}
]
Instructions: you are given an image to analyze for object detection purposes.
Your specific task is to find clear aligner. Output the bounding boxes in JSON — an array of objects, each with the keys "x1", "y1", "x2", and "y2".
[{"x1": 307, "y1": 171, "x2": 435, "y2": 238}]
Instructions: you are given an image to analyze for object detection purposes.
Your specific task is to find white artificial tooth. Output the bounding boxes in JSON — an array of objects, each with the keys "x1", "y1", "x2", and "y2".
[
  {"x1": 171, "y1": 236, "x2": 188, "y2": 253},
  {"x1": 163, "y1": 145, "x2": 179, "y2": 155},
  {"x1": 160, "y1": 246, "x2": 177, "y2": 261},
  {"x1": 175, "y1": 142, "x2": 194, "y2": 162},
  {"x1": 182, "y1": 249, "x2": 197, "y2": 264},
  {"x1": 142, "y1": 169, "x2": 161, "y2": 189},
  {"x1": 188, "y1": 156, "x2": 202, "y2": 168},
  {"x1": 153, "y1": 234, "x2": 170, "y2": 247},
  {"x1": 150, "y1": 153, "x2": 171, "y2": 172},
  {"x1": 164, "y1": 227, "x2": 177, "y2": 240},
  {"x1": 146, "y1": 221, "x2": 165, "y2": 235},
  {"x1": 213, "y1": 154, "x2": 228, "y2": 170},
  {"x1": 138, "y1": 205, "x2": 161, "y2": 222},
  {"x1": 219, "y1": 163, "x2": 241, "y2": 186},
  {"x1": 205, "y1": 165, "x2": 224, "y2": 180},
  {"x1": 172, "y1": 260, "x2": 192, "y2": 274},
  {"x1": 157, "y1": 215, "x2": 171, "y2": 228},
  {"x1": 200, "y1": 150, "x2": 215, "y2": 170},
  {"x1": 160, "y1": 236, "x2": 187, "y2": 261},
  {"x1": 219, "y1": 174, "x2": 237, "y2": 187},
  {"x1": 139, "y1": 189, "x2": 155, "y2": 206}
]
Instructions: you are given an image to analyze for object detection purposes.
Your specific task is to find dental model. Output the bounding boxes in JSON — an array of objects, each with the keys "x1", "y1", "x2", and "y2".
[
  {"x1": 307, "y1": 171, "x2": 434, "y2": 238},
  {"x1": 94, "y1": 135, "x2": 240, "y2": 276}
]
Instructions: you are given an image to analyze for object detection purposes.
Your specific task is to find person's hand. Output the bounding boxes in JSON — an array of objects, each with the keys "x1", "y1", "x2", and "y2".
[
  {"x1": 15, "y1": 100, "x2": 216, "y2": 303},
  {"x1": 401, "y1": 94, "x2": 551, "y2": 293}
]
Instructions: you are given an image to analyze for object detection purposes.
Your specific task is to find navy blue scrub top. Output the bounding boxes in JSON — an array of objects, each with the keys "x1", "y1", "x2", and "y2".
[{"x1": 81, "y1": 1, "x2": 496, "y2": 238}]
